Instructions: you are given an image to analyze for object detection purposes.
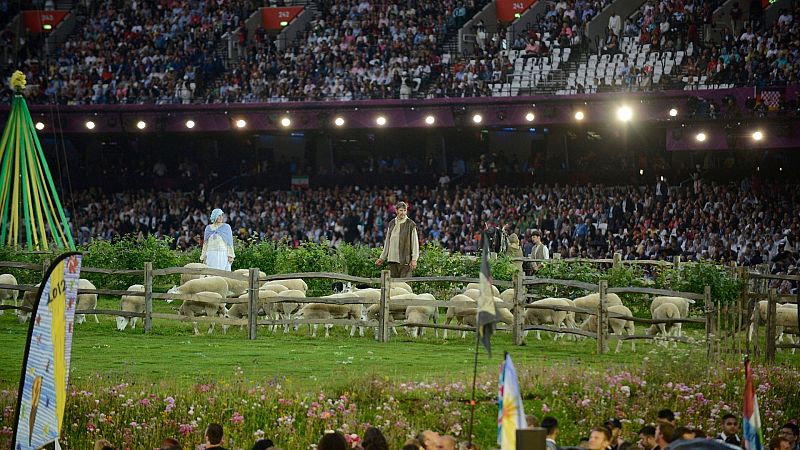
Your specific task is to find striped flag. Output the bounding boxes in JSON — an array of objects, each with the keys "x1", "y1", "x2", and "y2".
[
  {"x1": 742, "y1": 358, "x2": 764, "y2": 450},
  {"x1": 497, "y1": 352, "x2": 526, "y2": 450},
  {"x1": 477, "y1": 231, "x2": 499, "y2": 356}
]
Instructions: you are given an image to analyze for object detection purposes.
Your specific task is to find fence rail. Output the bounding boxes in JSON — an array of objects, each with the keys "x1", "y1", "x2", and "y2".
[{"x1": 4, "y1": 257, "x2": 790, "y2": 360}]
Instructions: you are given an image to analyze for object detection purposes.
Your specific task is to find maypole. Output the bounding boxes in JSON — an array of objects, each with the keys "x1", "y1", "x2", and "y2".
[{"x1": 0, "y1": 71, "x2": 75, "y2": 250}]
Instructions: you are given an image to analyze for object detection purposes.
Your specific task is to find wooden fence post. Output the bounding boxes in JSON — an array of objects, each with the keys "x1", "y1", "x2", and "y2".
[
  {"x1": 612, "y1": 252, "x2": 621, "y2": 269},
  {"x1": 673, "y1": 255, "x2": 681, "y2": 270},
  {"x1": 752, "y1": 290, "x2": 760, "y2": 358},
  {"x1": 144, "y1": 262, "x2": 153, "y2": 334},
  {"x1": 379, "y1": 270, "x2": 390, "y2": 343},
  {"x1": 704, "y1": 285, "x2": 713, "y2": 359},
  {"x1": 765, "y1": 288, "x2": 777, "y2": 363},
  {"x1": 512, "y1": 270, "x2": 525, "y2": 346},
  {"x1": 247, "y1": 268, "x2": 259, "y2": 340},
  {"x1": 597, "y1": 280, "x2": 609, "y2": 354},
  {"x1": 553, "y1": 253, "x2": 561, "y2": 260}
]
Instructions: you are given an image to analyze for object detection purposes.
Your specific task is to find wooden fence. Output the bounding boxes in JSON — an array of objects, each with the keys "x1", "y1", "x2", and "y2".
[
  {"x1": 0, "y1": 259, "x2": 734, "y2": 356},
  {"x1": 745, "y1": 267, "x2": 800, "y2": 362}
]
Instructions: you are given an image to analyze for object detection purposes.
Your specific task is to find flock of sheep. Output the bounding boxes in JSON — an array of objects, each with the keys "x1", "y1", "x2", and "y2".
[{"x1": 0, "y1": 268, "x2": 798, "y2": 352}]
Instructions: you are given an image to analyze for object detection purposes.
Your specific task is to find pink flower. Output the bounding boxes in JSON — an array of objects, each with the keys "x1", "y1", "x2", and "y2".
[
  {"x1": 231, "y1": 411, "x2": 244, "y2": 424},
  {"x1": 178, "y1": 423, "x2": 194, "y2": 436},
  {"x1": 542, "y1": 404, "x2": 551, "y2": 413},
  {"x1": 164, "y1": 396, "x2": 175, "y2": 413}
]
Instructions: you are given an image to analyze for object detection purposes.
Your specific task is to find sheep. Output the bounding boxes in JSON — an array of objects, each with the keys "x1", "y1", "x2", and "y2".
[
  {"x1": 227, "y1": 289, "x2": 278, "y2": 329},
  {"x1": 649, "y1": 296, "x2": 694, "y2": 339},
  {"x1": 650, "y1": 296, "x2": 694, "y2": 319},
  {"x1": 179, "y1": 291, "x2": 228, "y2": 335},
  {"x1": 275, "y1": 289, "x2": 306, "y2": 333},
  {"x1": 391, "y1": 281, "x2": 414, "y2": 293},
  {"x1": 75, "y1": 279, "x2": 99, "y2": 324},
  {"x1": 18, "y1": 284, "x2": 40, "y2": 323},
  {"x1": 364, "y1": 290, "x2": 415, "y2": 336},
  {"x1": 525, "y1": 297, "x2": 573, "y2": 340},
  {"x1": 167, "y1": 276, "x2": 229, "y2": 301},
  {"x1": 269, "y1": 278, "x2": 308, "y2": 293},
  {"x1": 573, "y1": 292, "x2": 623, "y2": 322},
  {"x1": 116, "y1": 284, "x2": 145, "y2": 331},
  {"x1": 404, "y1": 293, "x2": 438, "y2": 338},
  {"x1": 294, "y1": 293, "x2": 365, "y2": 337},
  {"x1": 262, "y1": 283, "x2": 289, "y2": 293},
  {"x1": 181, "y1": 262, "x2": 209, "y2": 285},
  {"x1": 646, "y1": 302, "x2": 681, "y2": 346},
  {"x1": 465, "y1": 283, "x2": 500, "y2": 297},
  {"x1": 443, "y1": 294, "x2": 477, "y2": 339},
  {"x1": 580, "y1": 304, "x2": 636, "y2": 353},
  {"x1": 776, "y1": 305, "x2": 799, "y2": 353},
  {"x1": 0, "y1": 273, "x2": 18, "y2": 315},
  {"x1": 225, "y1": 269, "x2": 269, "y2": 297},
  {"x1": 749, "y1": 301, "x2": 797, "y2": 342},
  {"x1": 500, "y1": 288, "x2": 515, "y2": 304}
]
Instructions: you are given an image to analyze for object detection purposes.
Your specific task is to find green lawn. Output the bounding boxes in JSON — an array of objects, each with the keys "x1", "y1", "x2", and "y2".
[{"x1": 1, "y1": 295, "x2": 796, "y2": 390}]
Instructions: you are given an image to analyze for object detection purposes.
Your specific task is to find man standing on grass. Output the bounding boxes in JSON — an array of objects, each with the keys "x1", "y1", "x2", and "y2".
[{"x1": 376, "y1": 201, "x2": 419, "y2": 278}]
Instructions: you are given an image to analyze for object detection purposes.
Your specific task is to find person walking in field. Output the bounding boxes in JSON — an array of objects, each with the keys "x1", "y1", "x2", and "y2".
[
  {"x1": 201, "y1": 208, "x2": 235, "y2": 271},
  {"x1": 375, "y1": 201, "x2": 419, "y2": 278}
]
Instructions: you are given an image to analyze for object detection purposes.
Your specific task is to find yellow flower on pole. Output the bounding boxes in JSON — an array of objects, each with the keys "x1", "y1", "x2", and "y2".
[{"x1": 10, "y1": 70, "x2": 26, "y2": 92}]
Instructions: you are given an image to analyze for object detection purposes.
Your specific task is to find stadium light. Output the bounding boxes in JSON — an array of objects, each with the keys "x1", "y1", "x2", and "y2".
[
  {"x1": 752, "y1": 130, "x2": 764, "y2": 141},
  {"x1": 185, "y1": 120, "x2": 195, "y2": 129},
  {"x1": 616, "y1": 105, "x2": 633, "y2": 122},
  {"x1": 574, "y1": 110, "x2": 585, "y2": 121},
  {"x1": 85, "y1": 120, "x2": 95, "y2": 130},
  {"x1": 280, "y1": 117, "x2": 291, "y2": 128},
  {"x1": 35, "y1": 122, "x2": 45, "y2": 130},
  {"x1": 136, "y1": 120, "x2": 147, "y2": 130},
  {"x1": 334, "y1": 117, "x2": 345, "y2": 127},
  {"x1": 425, "y1": 115, "x2": 436, "y2": 125},
  {"x1": 669, "y1": 108, "x2": 678, "y2": 117},
  {"x1": 695, "y1": 132, "x2": 706, "y2": 142},
  {"x1": 472, "y1": 113, "x2": 483, "y2": 124},
  {"x1": 525, "y1": 112, "x2": 535, "y2": 122},
  {"x1": 376, "y1": 116, "x2": 387, "y2": 126},
  {"x1": 235, "y1": 119, "x2": 247, "y2": 129}
]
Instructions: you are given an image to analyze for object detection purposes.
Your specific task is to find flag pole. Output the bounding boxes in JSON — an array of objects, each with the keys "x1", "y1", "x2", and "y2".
[{"x1": 467, "y1": 330, "x2": 480, "y2": 448}]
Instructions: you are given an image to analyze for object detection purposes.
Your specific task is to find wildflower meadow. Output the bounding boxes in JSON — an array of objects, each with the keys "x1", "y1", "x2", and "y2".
[{"x1": 1, "y1": 348, "x2": 798, "y2": 450}]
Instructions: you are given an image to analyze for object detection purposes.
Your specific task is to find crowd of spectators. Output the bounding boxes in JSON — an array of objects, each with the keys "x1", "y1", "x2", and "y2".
[
  {"x1": 8, "y1": 0, "x2": 257, "y2": 105},
  {"x1": 618, "y1": 0, "x2": 800, "y2": 88},
  {"x1": 93, "y1": 410, "x2": 800, "y2": 450},
  {"x1": 67, "y1": 173, "x2": 800, "y2": 282},
  {"x1": 220, "y1": 0, "x2": 490, "y2": 102}
]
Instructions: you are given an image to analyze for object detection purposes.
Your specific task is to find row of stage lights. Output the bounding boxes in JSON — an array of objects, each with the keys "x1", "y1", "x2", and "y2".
[{"x1": 29, "y1": 107, "x2": 765, "y2": 140}]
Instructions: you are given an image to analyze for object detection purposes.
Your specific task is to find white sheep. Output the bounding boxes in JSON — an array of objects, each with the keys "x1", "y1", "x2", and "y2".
[
  {"x1": 0, "y1": 273, "x2": 18, "y2": 315},
  {"x1": 179, "y1": 291, "x2": 228, "y2": 335},
  {"x1": 225, "y1": 269, "x2": 269, "y2": 297},
  {"x1": 404, "y1": 293, "x2": 438, "y2": 338},
  {"x1": 269, "y1": 278, "x2": 308, "y2": 293},
  {"x1": 364, "y1": 289, "x2": 415, "y2": 337},
  {"x1": 227, "y1": 289, "x2": 278, "y2": 328},
  {"x1": 116, "y1": 284, "x2": 145, "y2": 331},
  {"x1": 262, "y1": 283, "x2": 289, "y2": 293},
  {"x1": 75, "y1": 279, "x2": 99, "y2": 324},
  {"x1": 443, "y1": 294, "x2": 477, "y2": 339},
  {"x1": 749, "y1": 301, "x2": 797, "y2": 343},
  {"x1": 465, "y1": 283, "x2": 500, "y2": 297},
  {"x1": 181, "y1": 262, "x2": 209, "y2": 285},
  {"x1": 646, "y1": 302, "x2": 681, "y2": 346},
  {"x1": 18, "y1": 284, "x2": 40, "y2": 323},
  {"x1": 391, "y1": 281, "x2": 414, "y2": 293},
  {"x1": 580, "y1": 304, "x2": 636, "y2": 353},
  {"x1": 776, "y1": 305, "x2": 799, "y2": 353},
  {"x1": 167, "y1": 276, "x2": 229, "y2": 301},
  {"x1": 500, "y1": 288, "x2": 515, "y2": 304},
  {"x1": 294, "y1": 293, "x2": 365, "y2": 337},
  {"x1": 525, "y1": 297, "x2": 574, "y2": 340},
  {"x1": 573, "y1": 292, "x2": 623, "y2": 322},
  {"x1": 275, "y1": 289, "x2": 306, "y2": 333},
  {"x1": 650, "y1": 296, "x2": 694, "y2": 339},
  {"x1": 650, "y1": 296, "x2": 694, "y2": 319}
]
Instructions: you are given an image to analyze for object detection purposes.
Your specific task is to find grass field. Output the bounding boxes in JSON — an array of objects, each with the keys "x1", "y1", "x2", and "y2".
[{"x1": 1, "y1": 296, "x2": 798, "y2": 449}]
